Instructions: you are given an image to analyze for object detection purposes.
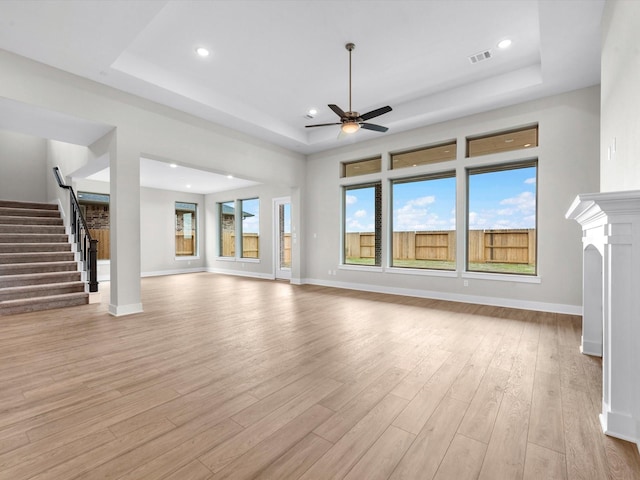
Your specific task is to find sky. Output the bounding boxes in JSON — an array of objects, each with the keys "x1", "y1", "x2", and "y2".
[
  {"x1": 241, "y1": 198, "x2": 260, "y2": 233},
  {"x1": 344, "y1": 166, "x2": 536, "y2": 233}
]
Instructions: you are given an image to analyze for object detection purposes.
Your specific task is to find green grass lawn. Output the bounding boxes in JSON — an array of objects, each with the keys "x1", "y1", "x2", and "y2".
[{"x1": 345, "y1": 257, "x2": 535, "y2": 275}]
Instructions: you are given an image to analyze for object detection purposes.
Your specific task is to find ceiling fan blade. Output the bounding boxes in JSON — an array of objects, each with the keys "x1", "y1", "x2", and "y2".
[
  {"x1": 328, "y1": 104, "x2": 346, "y2": 118},
  {"x1": 360, "y1": 123, "x2": 389, "y2": 133},
  {"x1": 359, "y1": 105, "x2": 392, "y2": 121},
  {"x1": 305, "y1": 122, "x2": 342, "y2": 128}
]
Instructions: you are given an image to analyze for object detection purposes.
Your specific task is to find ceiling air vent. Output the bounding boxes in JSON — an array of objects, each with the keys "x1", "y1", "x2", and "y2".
[{"x1": 468, "y1": 50, "x2": 492, "y2": 64}]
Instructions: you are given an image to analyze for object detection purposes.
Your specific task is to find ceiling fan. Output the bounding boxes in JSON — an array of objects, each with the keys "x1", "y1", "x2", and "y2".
[{"x1": 306, "y1": 43, "x2": 392, "y2": 134}]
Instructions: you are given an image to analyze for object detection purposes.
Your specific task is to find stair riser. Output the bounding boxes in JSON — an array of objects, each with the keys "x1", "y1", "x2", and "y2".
[
  {"x1": 0, "y1": 207, "x2": 61, "y2": 218},
  {"x1": 0, "y1": 253, "x2": 75, "y2": 264},
  {"x1": 0, "y1": 273, "x2": 82, "y2": 288},
  {"x1": 0, "y1": 235, "x2": 69, "y2": 244},
  {"x1": 0, "y1": 295, "x2": 88, "y2": 316},
  {"x1": 0, "y1": 284, "x2": 85, "y2": 302},
  {"x1": 0, "y1": 216, "x2": 63, "y2": 226},
  {"x1": 0, "y1": 225, "x2": 66, "y2": 234},
  {"x1": 0, "y1": 244, "x2": 72, "y2": 254},
  {"x1": 0, "y1": 264, "x2": 78, "y2": 275},
  {"x1": 0, "y1": 200, "x2": 58, "y2": 211}
]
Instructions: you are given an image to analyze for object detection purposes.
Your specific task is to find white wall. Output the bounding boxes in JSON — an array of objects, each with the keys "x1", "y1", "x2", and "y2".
[
  {"x1": 0, "y1": 129, "x2": 47, "y2": 202},
  {"x1": 141, "y1": 187, "x2": 206, "y2": 276},
  {"x1": 600, "y1": 0, "x2": 640, "y2": 191},
  {"x1": 46, "y1": 140, "x2": 89, "y2": 225},
  {"x1": 305, "y1": 86, "x2": 600, "y2": 313}
]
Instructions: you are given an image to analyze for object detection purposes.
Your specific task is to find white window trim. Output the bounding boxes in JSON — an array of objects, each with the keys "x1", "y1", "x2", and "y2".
[
  {"x1": 386, "y1": 267, "x2": 457, "y2": 278},
  {"x1": 462, "y1": 271, "x2": 541, "y2": 284},
  {"x1": 339, "y1": 264, "x2": 383, "y2": 273}
]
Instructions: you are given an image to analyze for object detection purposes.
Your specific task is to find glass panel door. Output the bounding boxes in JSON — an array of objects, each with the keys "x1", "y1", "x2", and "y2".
[{"x1": 274, "y1": 197, "x2": 291, "y2": 279}]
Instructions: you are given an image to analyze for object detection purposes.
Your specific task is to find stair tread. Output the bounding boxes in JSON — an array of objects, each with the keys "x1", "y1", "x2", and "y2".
[
  {"x1": 0, "y1": 292, "x2": 88, "y2": 306},
  {"x1": 0, "y1": 200, "x2": 59, "y2": 210},
  {"x1": 0, "y1": 271, "x2": 81, "y2": 279},
  {"x1": 0, "y1": 281, "x2": 85, "y2": 292}
]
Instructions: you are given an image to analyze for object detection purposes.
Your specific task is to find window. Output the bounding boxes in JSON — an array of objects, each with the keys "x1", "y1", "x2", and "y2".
[
  {"x1": 342, "y1": 157, "x2": 382, "y2": 178},
  {"x1": 467, "y1": 161, "x2": 537, "y2": 275},
  {"x1": 175, "y1": 202, "x2": 197, "y2": 256},
  {"x1": 467, "y1": 126, "x2": 538, "y2": 157},
  {"x1": 391, "y1": 141, "x2": 456, "y2": 170},
  {"x1": 78, "y1": 192, "x2": 110, "y2": 260},
  {"x1": 240, "y1": 198, "x2": 260, "y2": 258},
  {"x1": 391, "y1": 173, "x2": 456, "y2": 270},
  {"x1": 219, "y1": 201, "x2": 235, "y2": 257},
  {"x1": 343, "y1": 182, "x2": 381, "y2": 266}
]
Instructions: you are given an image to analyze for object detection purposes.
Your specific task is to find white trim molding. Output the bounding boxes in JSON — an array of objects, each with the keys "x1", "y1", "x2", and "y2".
[
  {"x1": 206, "y1": 267, "x2": 275, "y2": 281},
  {"x1": 302, "y1": 277, "x2": 581, "y2": 315},
  {"x1": 108, "y1": 303, "x2": 143, "y2": 317},
  {"x1": 566, "y1": 190, "x2": 640, "y2": 449}
]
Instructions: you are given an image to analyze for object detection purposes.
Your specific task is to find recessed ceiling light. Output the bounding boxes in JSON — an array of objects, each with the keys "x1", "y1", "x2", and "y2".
[
  {"x1": 227, "y1": 175, "x2": 234, "y2": 179},
  {"x1": 497, "y1": 39, "x2": 512, "y2": 49},
  {"x1": 308, "y1": 109, "x2": 317, "y2": 116},
  {"x1": 195, "y1": 47, "x2": 210, "y2": 57},
  {"x1": 169, "y1": 163, "x2": 178, "y2": 168},
  {"x1": 186, "y1": 184, "x2": 192, "y2": 188}
]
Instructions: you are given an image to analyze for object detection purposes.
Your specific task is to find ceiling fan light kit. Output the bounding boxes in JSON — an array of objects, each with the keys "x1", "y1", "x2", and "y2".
[{"x1": 306, "y1": 42, "x2": 392, "y2": 135}]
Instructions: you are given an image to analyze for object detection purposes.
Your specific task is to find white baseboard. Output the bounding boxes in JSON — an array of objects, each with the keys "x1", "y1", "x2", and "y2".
[
  {"x1": 108, "y1": 303, "x2": 143, "y2": 316},
  {"x1": 580, "y1": 337, "x2": 603, "y2": 357},
  {"x1": 302, "y1": 278, "x2": 582, "y2": 315},
  {"x1": 141, "y1": 267, "x2": 207, "y2": 278},
  {"x1": 88, "y1": 291, "x2": 101, "y2": 304},
  {"x1": 206, "y1": 267, "x2": 275, "y2": 280},
  {"x1": 600, "y1": 411, "x2": 639, "y2": 447}
]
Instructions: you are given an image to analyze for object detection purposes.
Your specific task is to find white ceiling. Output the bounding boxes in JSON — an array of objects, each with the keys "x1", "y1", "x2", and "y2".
[
  {"x1": 86, "y1": 158, "x2": 260, "y2": 195},
  {"x1": 0, "y1": 0, "x2": 605, "y2": 156}
]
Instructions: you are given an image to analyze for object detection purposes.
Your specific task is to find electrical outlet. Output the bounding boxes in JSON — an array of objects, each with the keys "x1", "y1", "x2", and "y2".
[{"x1": 463, "y1": 280, "x2": 469, "y2": 287}]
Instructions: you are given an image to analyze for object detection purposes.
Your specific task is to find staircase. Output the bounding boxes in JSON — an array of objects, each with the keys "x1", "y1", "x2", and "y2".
[{"x1": 0, "y1": 200, "x2": 88, "y2": 315}]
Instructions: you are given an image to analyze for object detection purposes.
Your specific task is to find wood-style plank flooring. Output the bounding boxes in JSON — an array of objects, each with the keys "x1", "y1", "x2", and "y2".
[{"x1": 1, "y1": 272, "x2": 639, "y2": 479}]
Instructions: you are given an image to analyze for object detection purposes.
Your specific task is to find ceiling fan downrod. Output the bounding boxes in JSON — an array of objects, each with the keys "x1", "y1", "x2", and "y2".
[{"x1": 346, "y1": 42, "x2": 355, "y2": 114}]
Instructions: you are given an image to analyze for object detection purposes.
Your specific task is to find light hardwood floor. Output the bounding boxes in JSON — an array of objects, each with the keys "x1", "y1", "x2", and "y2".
[{"x1": 1, "y1": 272, "x2": 639, "y2": 480}]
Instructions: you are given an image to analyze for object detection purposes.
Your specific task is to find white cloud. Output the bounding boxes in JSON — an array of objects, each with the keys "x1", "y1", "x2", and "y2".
[
  {"x1": 469, "y1": 191, "x2": 536, "y2": 229},
  {"x1": 394, "y1": 195, "x2": 447, "y2": 231},
  {"x1": 524, "y1": 177, "x2": 536, "y2": 184},
  {"x1": 345, "y1": 194, "x2": 357, "y2": 205},
  {"x1": 354, "y1": 209, "x2": 367, "y2": 218}
]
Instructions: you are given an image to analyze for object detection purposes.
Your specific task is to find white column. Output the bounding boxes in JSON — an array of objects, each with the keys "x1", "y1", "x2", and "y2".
[{"x1": 108, "y1": 134, "x2": 142, "y2": 316}]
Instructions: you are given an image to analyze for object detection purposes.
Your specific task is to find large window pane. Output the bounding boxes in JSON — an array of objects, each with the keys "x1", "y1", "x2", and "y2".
[
  {"x1": 175, "y1": 202, "x2": 197, "y2": 256},
  {"x1": 241, "y1": 198, "x2": 260, "y2": 258},
  {"x1": 467, "y1": 162, "x2": 537, "y2": 274},
  {"x1": 391, "y1": 174, "x2": 456, "y2": 270},
  {"x1": 343, "y1": 183, "x2": 381, "y2": 266},
  {"x1": 219, "y1": 201, "x2": 235, "y2": 257}
]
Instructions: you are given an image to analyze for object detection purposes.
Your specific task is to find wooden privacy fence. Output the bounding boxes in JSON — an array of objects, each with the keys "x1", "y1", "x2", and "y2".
[
  {"x1": 282, "y1": 233, "x2": 291, "y2": 266},
  {"x1": 175, "y1": 234, "x2": 196, "y2": 256},
  {"x1": 88, "y1": 229, "x2": 109, "y2": 260},
  {"x1": 221, "y1": 231, "x2": 260, "y2": 258},
  {"x1": 346, "y1": 229, "x2": 536, "y2": 264}
]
